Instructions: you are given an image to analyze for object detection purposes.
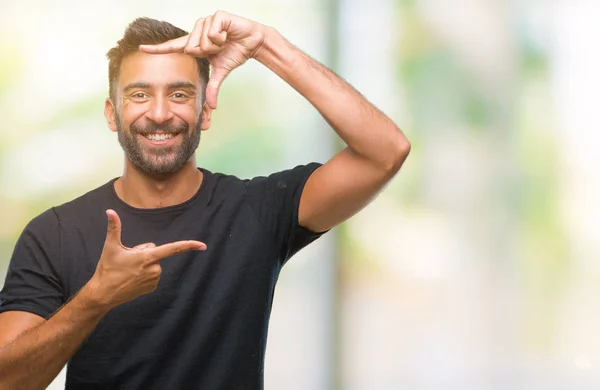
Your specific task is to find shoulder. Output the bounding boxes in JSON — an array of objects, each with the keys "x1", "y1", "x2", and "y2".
[
  {"x1": 202, "y1": 164, "x2": 320, "y2": 200},
  {"x1": 23, "y1": 208, "x2": 60, "y2": 235},
  {"x1": 199, "y1": 168, "x2": 248, "y2": 204},
  {"x1": 48, "y1": 179, "x2": 117, "y2": 225},
  {"x1": 19, "y1": 180, "x2": 114, "y2": 236},
  {"x1": 245, "y1": 163, "x2": 322, "y2": 192}
]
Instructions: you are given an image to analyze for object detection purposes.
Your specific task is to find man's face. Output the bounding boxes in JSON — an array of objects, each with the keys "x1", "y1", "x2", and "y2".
[{"x1": 107, "y1": 52, "x2": 208, "y2": 177}]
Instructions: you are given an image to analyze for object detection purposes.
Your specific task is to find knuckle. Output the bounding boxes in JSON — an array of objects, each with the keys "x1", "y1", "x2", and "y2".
[
  {"x1": 151, "y1": 266, "x2": 162, "y2": 278},
  {"x1": 145, "y1": 252, "x2": 157, "y2": 263}
]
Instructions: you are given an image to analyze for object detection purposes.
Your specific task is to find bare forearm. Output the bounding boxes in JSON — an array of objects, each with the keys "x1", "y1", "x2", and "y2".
[
  {"x1": 0, "y1": 284, "x2": 109, "y2": 390},
  {"x1": 255, "y1": 27, "x2": 410, "y2": 169}
]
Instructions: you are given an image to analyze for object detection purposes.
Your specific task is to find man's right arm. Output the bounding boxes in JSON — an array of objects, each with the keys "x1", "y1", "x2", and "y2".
[
  {"x1": 0, "y1": 209, "x2": 207, "y2": 390},
  {"x1": 0, "y1": 283, "x2": 109, "y2": 390}
]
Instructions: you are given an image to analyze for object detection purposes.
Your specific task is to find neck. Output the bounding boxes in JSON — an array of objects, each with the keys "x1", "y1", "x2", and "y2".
[{"x1": 114, "y1": 158, "x2": 203, "y2": 209}]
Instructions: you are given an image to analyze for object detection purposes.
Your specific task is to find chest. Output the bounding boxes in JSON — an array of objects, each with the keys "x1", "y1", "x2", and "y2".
[{"x1": 57, "y1": 198, "x2": 280, "y2": 299}]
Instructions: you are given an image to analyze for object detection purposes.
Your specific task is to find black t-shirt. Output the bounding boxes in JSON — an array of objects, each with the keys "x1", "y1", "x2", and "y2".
[{"x1": 0, "y1": 163, "x2": 324, "y2": 389}]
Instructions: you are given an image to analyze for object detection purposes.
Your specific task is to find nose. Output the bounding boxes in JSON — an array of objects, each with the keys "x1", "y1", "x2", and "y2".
[{"x1": 146, "y1": 96, "x2": 174, "y2": 124}]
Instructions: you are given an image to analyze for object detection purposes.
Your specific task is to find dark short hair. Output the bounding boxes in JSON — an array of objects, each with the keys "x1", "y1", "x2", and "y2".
[{"x1": 106, "y1": 17, "x2": 210, "y2": 101}]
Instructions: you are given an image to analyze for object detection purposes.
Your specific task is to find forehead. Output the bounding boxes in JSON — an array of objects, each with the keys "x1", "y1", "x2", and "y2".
[{"x1": 118, "y1": 51, "x2": 201, "y2": 89}]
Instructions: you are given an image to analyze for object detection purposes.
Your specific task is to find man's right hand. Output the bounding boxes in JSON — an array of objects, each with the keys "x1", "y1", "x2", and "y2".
[{"x1": 84, "y1": 209, "x2": 206, "y2": 310}]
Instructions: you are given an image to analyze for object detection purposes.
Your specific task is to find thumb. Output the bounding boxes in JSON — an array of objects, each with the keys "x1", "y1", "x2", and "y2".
[
  {"x1": 205, "y1": 68, "x2": 229, "y2": 110},
  {"x1": 105, "y1": 209, "x2": 122, "y2": 246}
]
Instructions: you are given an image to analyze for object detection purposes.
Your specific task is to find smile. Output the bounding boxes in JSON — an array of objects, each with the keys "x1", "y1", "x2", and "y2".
[
  {"x1": 145, "y1": 133, "x2": 175, "y2": 141},
  {"x1": 140, "y1": 132, "x2": 180, "y2": 146}
]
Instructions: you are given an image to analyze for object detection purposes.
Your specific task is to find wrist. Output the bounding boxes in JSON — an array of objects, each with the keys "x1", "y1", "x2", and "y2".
[
  {"x1": 249, "y1": 23, "x2": 270, "y2": 60},
  {"x1": 253, "y1": 26, "x2": 294, "y2": 69},
  {"x1": 76, "y1": 278, "x2": 113, "y2": 316}
]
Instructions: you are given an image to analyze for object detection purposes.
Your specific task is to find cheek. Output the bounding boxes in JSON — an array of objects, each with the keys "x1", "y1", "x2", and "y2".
[
  {"x1": 120, "y1": 104, "x2": 148, "y2": 127},
  {"x1": 173, "y1": 105, "x2": 201, "y2": 126}
]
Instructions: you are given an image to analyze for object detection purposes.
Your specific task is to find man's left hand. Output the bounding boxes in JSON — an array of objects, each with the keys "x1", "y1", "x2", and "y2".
[{"x1": 139, "y1": 11, "x2": 267, "y2": 110}]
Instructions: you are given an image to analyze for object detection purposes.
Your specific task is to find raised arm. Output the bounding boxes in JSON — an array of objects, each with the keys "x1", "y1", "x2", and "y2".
[{"x1": 255, "y1": 28, "x2": 410, "y2": 232}]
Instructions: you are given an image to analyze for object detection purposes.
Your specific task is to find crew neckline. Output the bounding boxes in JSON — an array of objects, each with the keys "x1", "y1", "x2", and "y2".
[{"x1": 108, "y1": 167, "x2": 211, "y2": 213}]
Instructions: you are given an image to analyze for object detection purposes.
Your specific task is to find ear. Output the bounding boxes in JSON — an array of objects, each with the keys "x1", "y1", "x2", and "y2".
[
  {"x1": 105, "y1": 98, "x2": 117, "y2": 132},
  {"x1": 200, "y1": 102, "x2": 212, "y2": 131}
]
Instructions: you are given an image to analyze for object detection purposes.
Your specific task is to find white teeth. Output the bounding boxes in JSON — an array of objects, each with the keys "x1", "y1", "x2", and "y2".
[{"x1": 146, "y1": 133, "x2": 174, "y2": 141}]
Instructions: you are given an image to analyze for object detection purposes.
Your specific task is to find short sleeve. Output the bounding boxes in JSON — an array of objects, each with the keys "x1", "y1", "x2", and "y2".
[
  {"x1": 0, "y1": 208, "x2": 65, "y2": 319},
  {"x1": 245, "y1": 163, "x2": 326, "y2": 264}
]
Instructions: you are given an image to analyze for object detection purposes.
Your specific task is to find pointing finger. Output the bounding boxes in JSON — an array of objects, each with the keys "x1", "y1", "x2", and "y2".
[
  {"x1": 139, "y1": 35, "x2": 189, "y2": 54},
  {"x1": 148, "y1": 240, "x2": 207, "y2": 262}
]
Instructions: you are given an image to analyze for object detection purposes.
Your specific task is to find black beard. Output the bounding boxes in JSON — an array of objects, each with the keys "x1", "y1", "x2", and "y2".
[{"x1": 116, "y1": 114, "x2": 201, "y2": 178}]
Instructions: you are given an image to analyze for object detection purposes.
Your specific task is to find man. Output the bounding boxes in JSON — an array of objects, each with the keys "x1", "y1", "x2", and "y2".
[{"x1": 0, "y1": 11, "x2": 409, "y2": 389}]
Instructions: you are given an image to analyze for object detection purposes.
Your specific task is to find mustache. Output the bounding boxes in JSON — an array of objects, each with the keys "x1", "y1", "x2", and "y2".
[{"x1": 130, "y1": 120, "x2": 189, "y2": 136}]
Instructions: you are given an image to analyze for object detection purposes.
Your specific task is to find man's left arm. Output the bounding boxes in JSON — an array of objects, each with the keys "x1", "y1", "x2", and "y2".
[
  {"x1": 139, "y1": 12, "x2": 410, "y2": 233},
  {"x1": 255, "y1": 28, "x2": 410, "y2": 233}
]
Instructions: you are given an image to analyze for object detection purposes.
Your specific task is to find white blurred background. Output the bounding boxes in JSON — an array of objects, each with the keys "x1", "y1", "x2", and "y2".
[{"x1": 1, "y1": 0, "x2": 599, "y2": 389}]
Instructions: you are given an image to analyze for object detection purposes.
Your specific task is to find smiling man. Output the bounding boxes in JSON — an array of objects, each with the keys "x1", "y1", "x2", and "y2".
[{"x1": 0, "y1": 11, "x2": 410, "y2": 390}]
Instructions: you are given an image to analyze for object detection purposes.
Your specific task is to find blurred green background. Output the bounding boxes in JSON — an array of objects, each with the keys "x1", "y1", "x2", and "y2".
[{"x1": 1, "y1": 1, "x2": 598, "y2": 389}]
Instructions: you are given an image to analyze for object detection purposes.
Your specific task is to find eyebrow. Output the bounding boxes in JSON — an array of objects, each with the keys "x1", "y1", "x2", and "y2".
[{"x1": 122, "y1": 81, "x2": 197, "y2": 92}]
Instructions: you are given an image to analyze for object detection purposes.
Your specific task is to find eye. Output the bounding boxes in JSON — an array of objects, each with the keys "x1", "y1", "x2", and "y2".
[
  {"x1": 130, "y1": 92, "x2": 150, "y2": 101},
  {"x1": 171, "y1": 92, "x2": 188, "y2": 100}
]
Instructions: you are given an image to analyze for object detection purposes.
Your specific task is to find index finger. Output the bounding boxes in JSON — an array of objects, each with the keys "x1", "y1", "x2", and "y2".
[
  {"x1": 148, "y1": 240, "x2": 207, "y2": 262},
  {"x1": 139, "y1": 35, "x2": 190, "y2": 54}
]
